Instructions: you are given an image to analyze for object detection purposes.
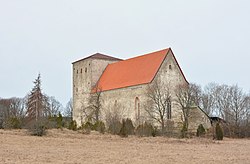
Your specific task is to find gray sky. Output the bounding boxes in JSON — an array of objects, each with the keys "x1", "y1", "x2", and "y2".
[{"x1": 0, "y1": 0, "x2": 250, "y2": 106}]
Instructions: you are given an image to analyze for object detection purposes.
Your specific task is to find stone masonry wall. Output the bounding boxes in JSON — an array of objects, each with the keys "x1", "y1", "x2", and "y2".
[
  {"x1": 72, "y1": 58, "x2": 119, "y2": 126},
  {"x1": 73, "y1": 50, "x2": 211, "y2": 133},
  {"x1": 188, "y1": 107, "x2": 211, "y2": 133},
  {"x1": 99, "y1": 50, "x2": 188, "y2": 129}
]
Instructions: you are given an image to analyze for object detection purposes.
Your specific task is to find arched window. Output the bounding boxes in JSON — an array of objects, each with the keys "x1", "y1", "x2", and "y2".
[
  {"x1": 135, "y1": 97, "x2": 140, "y2": 119},
  {"x1": 167, "y1": 99, "x2": 172, "y2": 119}
]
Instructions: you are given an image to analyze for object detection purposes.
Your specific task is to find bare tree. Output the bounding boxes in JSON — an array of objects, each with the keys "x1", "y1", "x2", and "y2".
[
  {"x1": 105, "y1": 102, "x2": 124, "y2": 123},
  {"x1": 175, "y1": 83, "x2": 198, "y2": 133},
  {"x1": 82, "y1": 87, "x2": 102, "y2": 123},
  {"x1": 0, "y1": 97, "x2": 26, "y2": 128},
  {"x1": 245, "y1": 96, "x2": 250, "y2": 136},
  {"x1": 0, "y1": 98, "x2": 14, "y2": 128},
  {"x1": 145, "y1": 80, "x2": 172, "y2": 133},
  {"x1": 64, "y1": 98, "x2": 73, "y2": 118},
  {"x1": 0, "y1": 101, "x2": 4, "y2": 128},
  {"x1": 191, "y1": 83, "x2": 202, "y2": 106},
  {"x1": 105, "y1": 101, "x2": 126, "y2": 134},
  {"x1": 46, "y1": 96, "x2": 63, "y2": 116},
  {"x1": 213, "y1": 84, "x2": 232, "y2": 121},
  {"x1": 228, "y1": 85, "x2": 249, "y2": 136},
  {"x1": 203, "y1": 84, "x2": 250, "y2": 137},
  {"x1": 9, "y1": 97, "x2": 26, "y2": 118},
  {"x1": 200, "y1": 83, "x2": 217, "y2": 116},
  {"x1": 0, "y1": 98, "x2": 12, "y2": 122}
]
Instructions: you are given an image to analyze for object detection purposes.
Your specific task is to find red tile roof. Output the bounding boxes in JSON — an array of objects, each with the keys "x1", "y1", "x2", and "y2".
[{"x1": 96, "y1": 48, "x2": 173, "y2": 92}]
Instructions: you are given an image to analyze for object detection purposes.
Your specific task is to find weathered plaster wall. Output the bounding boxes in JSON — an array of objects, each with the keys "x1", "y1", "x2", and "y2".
[
  {"x1": 188, "y1": 107, "x2": 211, "y2": 133},
  {"x1": 72, "y1": 58, "x2": 119, "y2": 125},
  {"x1": 73, "y1": 50, "x2": 211, "y2": 133},
  {"x1": 100, "y1": 84, "x2": 148, "y2": 125},
  {"x1": 99, "y1": 50, "x2": 188, "y2": 129},
  {"x1": 150, "y1": 50, "x2": 188, "y2": 130}
]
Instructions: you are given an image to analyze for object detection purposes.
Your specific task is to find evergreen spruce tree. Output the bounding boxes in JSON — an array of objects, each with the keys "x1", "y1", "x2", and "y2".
[
  {"x1": 26, "y1": 74, "x2": 46, "y2": 121},
  {"x1": 215, "y1": 123, "x2": 223, "y2": 140},
  {"x1": 56, "y1": 112, "x2": 63, "y2": 128}
]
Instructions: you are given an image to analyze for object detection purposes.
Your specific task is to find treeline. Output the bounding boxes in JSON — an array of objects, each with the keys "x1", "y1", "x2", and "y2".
[
  {"x1": 1, "y1": 74, "x2": 250, "y2": 138},
  {"x1": 191, "y1": 83, "x2": 250, "y2": 138},
  {"x1": 0, "y1": 74, "x2": 73, "y2": 132}
]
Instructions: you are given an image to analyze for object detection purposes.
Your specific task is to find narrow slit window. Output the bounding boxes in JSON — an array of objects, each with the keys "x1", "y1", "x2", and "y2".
[{"x1": 135, "y1": 97, "x2": 140, "y2": 119}]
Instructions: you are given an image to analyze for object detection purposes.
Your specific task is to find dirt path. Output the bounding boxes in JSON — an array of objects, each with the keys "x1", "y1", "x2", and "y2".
[{"x1": 0, "y1": 129, "x2": 249, "y2": 164}]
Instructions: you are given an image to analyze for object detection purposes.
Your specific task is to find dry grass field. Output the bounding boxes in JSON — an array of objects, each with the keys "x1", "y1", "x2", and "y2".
[{"x1": 0, "y1": 129, "x2": 249, "y2": 164}]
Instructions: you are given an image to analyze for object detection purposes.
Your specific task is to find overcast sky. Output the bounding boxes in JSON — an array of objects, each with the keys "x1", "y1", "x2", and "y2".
[{"x1": 0, "y1": 0, "x2": 249, "y2": 106}]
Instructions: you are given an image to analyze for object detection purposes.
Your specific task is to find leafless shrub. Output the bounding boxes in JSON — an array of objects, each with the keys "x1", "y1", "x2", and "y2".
[
  {"x1": 105, "y1": 102, "x2": 125, "y2": 135},
  {"x1": 27, "y1": 118, "x2": 48, "y2": 136}
]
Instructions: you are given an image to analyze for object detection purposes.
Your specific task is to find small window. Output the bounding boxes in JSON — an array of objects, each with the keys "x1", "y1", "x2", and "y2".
[
  {"x1": 113, "y1": 100, "x2": 118, "y2": 110},
  {"x1": 85, "y1": 68, "x2": 87, "y2": 73},
  {"x1": 77, "y1": 70, "x2": 78, "y2": 74},
  {"x1": 169, "y1": 65, "x2": 172, "y2": 70},
  {"x1": 81, "y1": 68, "x2": 82, "y2": 73},
  {"x1": 135, "y1": 97, "x2": 140, "y2": 119}
]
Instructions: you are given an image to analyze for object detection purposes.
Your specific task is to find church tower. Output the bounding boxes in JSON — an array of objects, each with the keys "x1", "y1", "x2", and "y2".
[{"x1": 72, "y1": 53, "x2": 121, "y2": 126}]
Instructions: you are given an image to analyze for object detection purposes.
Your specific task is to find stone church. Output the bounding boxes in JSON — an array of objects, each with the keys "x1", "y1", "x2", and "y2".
[{"x1": 72, "y1": 48, "x2": 211, "y2": 132}]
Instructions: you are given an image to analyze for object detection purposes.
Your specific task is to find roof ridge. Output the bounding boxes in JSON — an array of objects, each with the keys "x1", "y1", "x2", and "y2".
[
  {"x1": 72, "y1": 52, "x2": 122, "y2": 64},
  {"x1": 125, "y1": 48, "x2": 170, "y2": 61},
  {"x1": 108, "y1": 48, "x2": 170, "y2": 66}
]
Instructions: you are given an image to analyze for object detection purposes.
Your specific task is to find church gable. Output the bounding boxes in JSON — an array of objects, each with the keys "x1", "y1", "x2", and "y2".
[
  {"x1": 95, "y1": 48, "x2": 188, "y2": 92},
  {"x1": 153, "y1": 48, "x2": 188, "y2": 86}
]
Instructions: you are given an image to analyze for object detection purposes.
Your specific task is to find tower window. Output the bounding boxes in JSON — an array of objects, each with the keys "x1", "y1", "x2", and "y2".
[
  {"x1": 81, "y1": 68, "x2": 82, "y2": 73},
  {"x1": 85, "y1": 68, "x2": 87, "y2": 73},
  {"x1": 77, "y1": 70, "x2": 78, "y2": 74},
  {"x1": 169, "y1": 65, "x2": 172, "y2": 70}
]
